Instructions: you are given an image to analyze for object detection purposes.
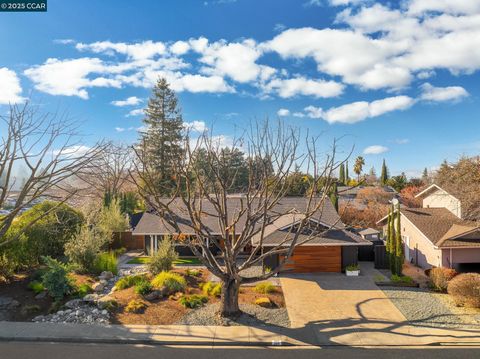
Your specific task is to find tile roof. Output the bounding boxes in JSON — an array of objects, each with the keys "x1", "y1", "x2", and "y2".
[{"x1": 133, "y1": 196, "x2": 343, "y2": 235}]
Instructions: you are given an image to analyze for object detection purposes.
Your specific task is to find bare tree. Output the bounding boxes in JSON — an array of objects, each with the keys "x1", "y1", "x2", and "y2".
[
  {"x1": 78, "y1": 142, "x2": 134, "y2": 198},
  {"x1": 132, "y1": 121, "x2": 345, "y2": 317},
  {"x1": 0, "y1": 101, "x2": 104, "y2": 247}
]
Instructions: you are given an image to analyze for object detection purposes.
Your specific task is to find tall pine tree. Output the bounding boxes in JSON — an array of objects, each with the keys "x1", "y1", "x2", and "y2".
[
  {"x1": 141, "y1": 78, "x2": 184, "y2": 194},
  {"x1": 380, "y1": 159, "x2": 389, "y2": 185}
]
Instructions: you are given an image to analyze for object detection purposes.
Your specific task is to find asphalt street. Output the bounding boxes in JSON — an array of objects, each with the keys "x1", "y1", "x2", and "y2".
[{"x1": 2, "y1": 342, "x2": 480, "y2": 359}]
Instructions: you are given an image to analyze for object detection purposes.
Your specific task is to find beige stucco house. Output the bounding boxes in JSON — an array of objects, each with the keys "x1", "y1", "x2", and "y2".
[{"x1": 377, "y1": 184, "x2": 480, "y2": 272}]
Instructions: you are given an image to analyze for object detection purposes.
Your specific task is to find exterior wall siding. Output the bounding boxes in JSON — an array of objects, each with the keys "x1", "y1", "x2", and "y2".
[
  {"x1": 422, "y1": 189, "x2": 462, "y2": 218},
  {"x1": 384, "y1": 214, "x2": 442, "y2": 269}
]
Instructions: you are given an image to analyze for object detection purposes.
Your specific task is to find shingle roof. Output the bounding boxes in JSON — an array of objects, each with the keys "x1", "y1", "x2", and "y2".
[
  {"x1": 358, "y1": 228, "x2": 380, "y2": 235},
  {"x1": 401, "y1": 207, "x2": 480, "y2": 247},
  {"x1": 258, "y1": 226, "x2": 371, "y2": 247},
  {"x1": 133, "y1": 196, "x2": 343, "y2": 235},
  {"x1": 437, "y1": 224, "x2": 480, "y2": 248}
]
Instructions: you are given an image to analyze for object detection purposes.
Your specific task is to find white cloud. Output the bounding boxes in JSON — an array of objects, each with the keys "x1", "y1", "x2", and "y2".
[
  {"x1": 184, "y1": 120, "x2": 207, "y2": 132},
  {"x1": 111, "y1": 96, "x2": 142, "y2": 107},
  {"x1": 277, "y1": 108, "x2": 290, "y2": 117},
  {"x1": 197, "y1": 39, "x2": 265, "y2": 83},
  {"x1": 53, "y1": 145, "x2": 91, "y2": 157},
  {"x1": 115, "y1": 127, "x2": 126, "y2": 132},
  {"x1": 407, "y1": 0, "x2": 480, "y2": 15},
  {"x1": 0, "y1": 67, "x2": 23, "y2": 104},
  {"x1": 304, "y1": 95, "x2": 415, "y2": 124},
  {"x1": 394, "y1": 138, "x2": 410, "y2": 144},
  {"x1": 293, "y1": 112, "x2": 306, "y2": 118},
  {"x1": 76, "y1": 40, "x2": 167, "y2": 60},
  {"x1": 127, "y1": 108, "x2": 144, "y2": 117},
  {"x1": 170, "y1": 41, "x2": 190, "y2": 55},
  {"x1": 174, "y1": 74, "x2": 234, "y2": 93},
  {"x1": 363, "y1": 145, "x2": 389, "y2": 155},
  {"x1": 24, "y1": 58, "x2": 121, "y2": 99},
  {"x1": 420, "y1": 83, "x2": 469, "y2": 102},
  {"x1": 264, "y1": 76, "x2": 344, "y2": 98}
]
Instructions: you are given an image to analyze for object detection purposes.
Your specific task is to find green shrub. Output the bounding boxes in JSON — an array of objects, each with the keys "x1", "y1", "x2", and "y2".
[
  {"x1": 390, "y1": 274, "x2": 414, "y2": 284},
  {"x1": 1, "y1": 202, "x2": 83, "y2": 269},
  {"x1": 179, "y1": 294, "x2": 208, "y2": 309},
  {"x1": 93, "y1": 252, "x2": 118, "y2": 275},
  {"x1": 186, "y1": 268, "x2": 201, "y2": 277},
  {"x1": 151, "y1": 271, "x2": 186, "y2": 292},
  {"x1": 255, "y1": 282, "x2": 276, "y2": 294},
  {"x1": 76, "y1": 283, "x2": 93, "y2": 297},
  {"x1": 447, "y1": 273, "x2": 480, "y2": 308},
  {"x1": 0, "y1": 253, "x2": 16, "y2": 282},
  {"x1": 430, "y1": 267, "x2": 458, "y2": 292},
  {"x1": 134, "y1": 280, "x2": 153, "y2": 295},
  {"x1": 113, "y1": 247, "x2": 127, "y2": 257},
  {"x1": 148, "y1": 237, "x2": 179, "y2": 275},
  {"x1": 346, "y1": 264, "x2": 360, "y2": 271},
  {"x1": 125, "y1": 299, "x2": 146, "y2": 313},
  {"x1": 65, "y1": 226, "x2": 104, "y2": 273},
  {"x1": 254, "y1": 297, "x2": 272, "y2": 308},
  {"x1": 27, "y1": 281, "x2": 45, "y2": 294},
  {"x1": 201, "y1": 281, "x2": 222, "y2": 297},
  {"x1": 41, "y1": 256, "x2": 74, "y2": 301},
  {"x1": 115, "y1": 275, "x2": 146, "y2": 290}
]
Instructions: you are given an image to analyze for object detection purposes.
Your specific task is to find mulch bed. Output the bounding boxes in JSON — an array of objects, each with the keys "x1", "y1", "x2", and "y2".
[
  {"x1": 0, "y1": 273, "x2": 53, "y2": 322},
  {"x1": 109, "y1": 268, "x2": 286, "y2": 325}
]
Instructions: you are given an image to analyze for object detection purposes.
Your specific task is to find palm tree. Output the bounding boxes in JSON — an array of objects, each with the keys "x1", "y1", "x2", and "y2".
[{"x1": 353, "y1": 156, "x2": 365, "y2": 182}]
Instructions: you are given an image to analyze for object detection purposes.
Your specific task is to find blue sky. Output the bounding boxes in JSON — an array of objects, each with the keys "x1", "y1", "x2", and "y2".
[{"x1": 1, "y1": 0, "x2": 479, "y2": 178}]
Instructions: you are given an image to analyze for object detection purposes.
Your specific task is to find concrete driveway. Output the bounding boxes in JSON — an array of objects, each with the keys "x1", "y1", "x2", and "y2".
[{"x1": 280, "y1": 263, "x2": 406, "y2": 329}]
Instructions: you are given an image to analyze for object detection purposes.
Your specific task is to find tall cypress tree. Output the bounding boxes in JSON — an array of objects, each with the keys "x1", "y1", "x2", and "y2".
[
  {"x1": 339, "y1": 163, "x2": 345, "y2": 184},
  {"x1": 345, "y1": 160, "x2": 349, "y2": 185},
  {"x1": 395, "y1": 207, "x2": 403, "y2": 275},
  {"x1": 329, "y1": 182, "x2": 339, "y2": 212},
  {"x1": 380, "y1": 159, "x2": 389, "y2": 185},
  {"x1": 141, "y1": 78, "x2": 184, "y2": 193}
]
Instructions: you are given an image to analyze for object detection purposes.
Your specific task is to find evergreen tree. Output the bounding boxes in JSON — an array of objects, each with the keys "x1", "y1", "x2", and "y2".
[
  {"x1": 141, "y1": 78, "x2": 184, "y2": 194},
  {"x1": 329, "y1": 182, "x2": 339, "y2": 212},
  {"x1": 339, "y1": 163, "x2": 345, "y2": 184},
  {"x1": 422, "y1": 167, "x2": 428, "y2": 184},
  {"x1": 387, "y1": 205, "x2": 396, "y2": 273},
  {"x1": 380, "y1": 159, "x2": 389, "y2": 185},
  {"x1": 395, "y1": 207, "x2": 404, "y2": 275},
  {"x1": 345, "y1": 161, "x2": 349, "y2": 185}
]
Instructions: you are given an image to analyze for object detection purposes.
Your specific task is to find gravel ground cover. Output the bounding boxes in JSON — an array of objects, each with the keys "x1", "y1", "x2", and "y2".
[
  {"x1": 176, "y1": 302, "x2": 290, "y2": 327},
  {"x1": 382, "y1": 286, "x2": 480, "y2": 329}
]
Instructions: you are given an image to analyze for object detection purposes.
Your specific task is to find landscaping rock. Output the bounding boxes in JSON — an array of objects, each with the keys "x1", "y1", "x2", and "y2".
[
  {"x1": 144, "y1": 290, "x2": 161, "y2": 301},
  {"x1": 33, "y1": 303, "x2": 110, "y2": 325},
  {"x1": 92, "y1": 282, "x2": 105, "y2": 292},
  {"x1": 64, "y1": 299, "x2": 83, "y2": 309},
  {"x1": 97, "y1": 296, "x2": 117, "y2": 310},
  {"x1": 83, "y1": 293, "x2": 100, "y2": 303},
  {"x1": 35, "y1": 291, "x2": 47, "y2": 300},
  {"x1": 99, "y1": 271, "x2": 113, "y2": 280}
]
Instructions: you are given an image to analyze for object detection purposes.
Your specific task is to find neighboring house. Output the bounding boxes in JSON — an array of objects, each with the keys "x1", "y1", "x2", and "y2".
[
  {"x1": 357, "y1": 228, "x2": 381, "y2": 241},
  {"x1": 126, "y1": 197, "x2": 371, "y2": 273},
  {"x1": 338, "y1": 185, "x2": 397, "y2": 209},
  {"x1": 377, "y1": 184, "x2": 480, "y2": 272}
]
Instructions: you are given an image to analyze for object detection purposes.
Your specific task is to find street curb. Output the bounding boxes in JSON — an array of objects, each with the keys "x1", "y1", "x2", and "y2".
[{"x1": 0, "y1": 336, "x2": 296, "y2": 347}]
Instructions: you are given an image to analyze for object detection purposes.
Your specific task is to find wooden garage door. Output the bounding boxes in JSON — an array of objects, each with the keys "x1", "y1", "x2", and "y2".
[{"x1": 282, "y1": 246, "x2": 341, "y2": 273}]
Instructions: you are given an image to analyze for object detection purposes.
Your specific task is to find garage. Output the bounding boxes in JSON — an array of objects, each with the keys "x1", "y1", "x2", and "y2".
[{"x1": 281, "y1": 246, "x2": 342, "y2": 273}]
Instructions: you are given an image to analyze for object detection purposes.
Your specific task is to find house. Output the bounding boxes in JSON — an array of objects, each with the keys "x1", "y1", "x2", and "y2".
[
  {"x1": 377, "y1": 184, "x2": 480, "y2": 272},
  {"x1": 126, "y1": 197, "x2": 371, "y2": 273},
  {"x1": 338, "y1": 185, "x2": 398, "y2": 209}
]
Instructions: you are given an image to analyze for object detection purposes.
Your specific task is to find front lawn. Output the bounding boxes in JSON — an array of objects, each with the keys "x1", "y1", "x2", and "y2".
[{"x1": 127, "y1": 256, "x2": 202, "y2": 266}]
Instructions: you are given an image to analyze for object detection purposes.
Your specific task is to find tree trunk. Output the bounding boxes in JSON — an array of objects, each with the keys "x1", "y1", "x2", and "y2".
[{"x1": 220, "y1": 277, "x2": 241, "y2": 317}]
